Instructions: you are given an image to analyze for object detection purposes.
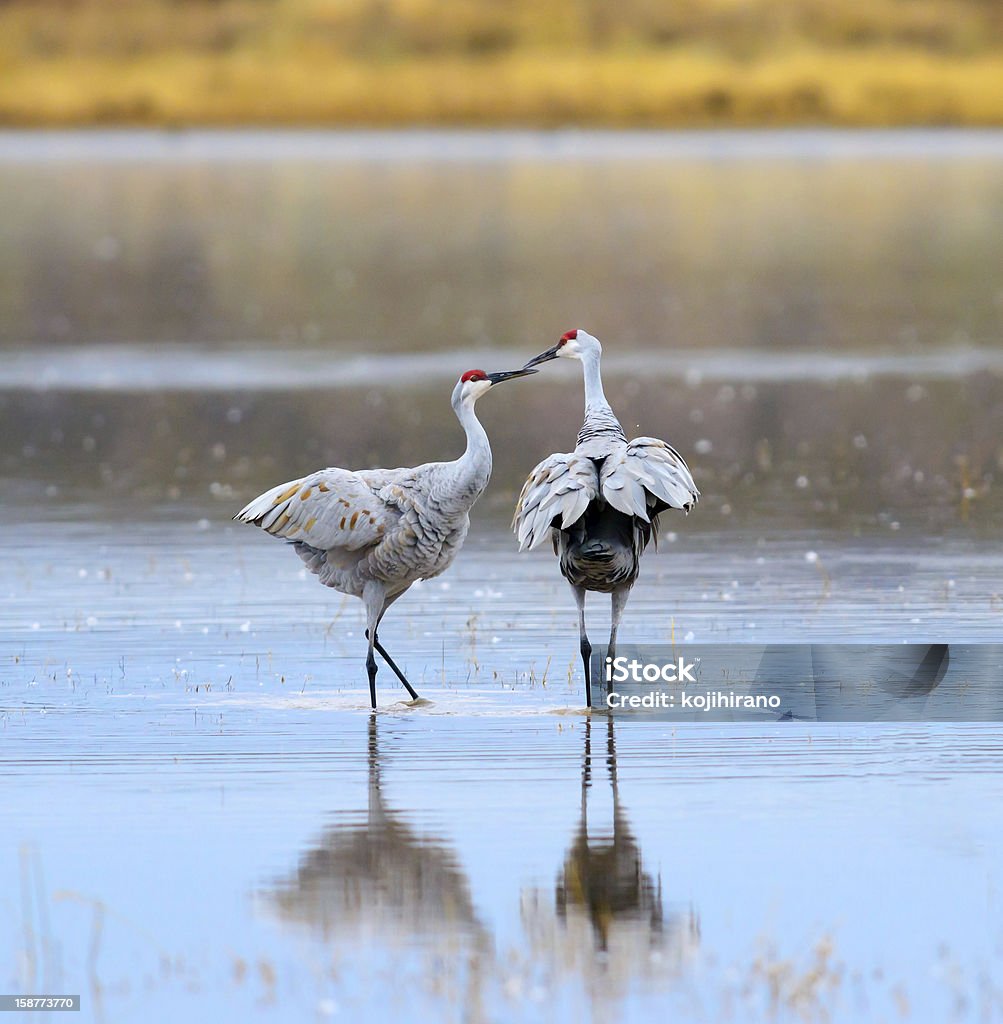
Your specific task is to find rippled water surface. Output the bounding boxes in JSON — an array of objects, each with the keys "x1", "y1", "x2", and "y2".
[{"x1": 2, "y1": 131, "x2": 1003, "y2": 1022}]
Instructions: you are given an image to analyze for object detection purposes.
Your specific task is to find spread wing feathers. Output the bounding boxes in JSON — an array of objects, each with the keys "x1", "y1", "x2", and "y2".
[
  {"x1": 600, "y1": 437, "x2": 700, "y2": 521},
  {"x1": 234, "y1": 469, "x2": 396, "y2": 552},
  {"x1": 512, "y1": 453, "x2": 600, "y2": 552}
]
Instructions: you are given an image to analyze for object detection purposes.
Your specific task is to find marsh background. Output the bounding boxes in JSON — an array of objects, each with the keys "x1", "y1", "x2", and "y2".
[{"x1": 1, "y1": 0, "x2": 1003, "y2": 126}]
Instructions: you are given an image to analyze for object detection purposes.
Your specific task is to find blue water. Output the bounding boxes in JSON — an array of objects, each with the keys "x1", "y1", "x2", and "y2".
[{"x1": 2, "y1": 520, "x2": 1003, "y2": 1021}]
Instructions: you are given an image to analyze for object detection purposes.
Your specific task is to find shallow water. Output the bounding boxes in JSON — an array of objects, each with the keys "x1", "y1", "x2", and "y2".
[
  {"x1": 2, "y1": 131, "x2": 1003, "y2": 1022},
  {"x1": 6, "y1": 694, "x2": 1003, "y2": 1023},
  {"x1": 4, "y1": 522, "x2": 1003, "y2": 1021}
]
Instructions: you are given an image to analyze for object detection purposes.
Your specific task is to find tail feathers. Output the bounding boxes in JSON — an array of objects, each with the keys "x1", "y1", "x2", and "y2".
[
  {"x1": 557, "y1": 503, "x2": 640, "y2": 592},
  {"x1": 233, "y1": 477, "x2": 303, "y2": 525},
  {"x1": 576, "y1": 538, "x2": 617, "y2": 561},
  {"x1": 560, "y1": 537, "x2": 637, "y2": 592}
]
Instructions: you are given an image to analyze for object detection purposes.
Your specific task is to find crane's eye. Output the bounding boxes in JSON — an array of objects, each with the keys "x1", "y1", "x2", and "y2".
[
  {"x1": 559, "y1": 329, "x2": 577, "y2": 345},
  {"x1": 460, "y1": 369, "x2": 486, "y2": 383}
]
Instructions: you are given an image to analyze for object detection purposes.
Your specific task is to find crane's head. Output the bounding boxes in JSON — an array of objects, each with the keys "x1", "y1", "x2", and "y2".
[
  {"x1": 453, "y1": 367, "x2": 538, "y2": 406},
  {"x1": 522, "y1": 328, "x2": 601, "y2": 369}
]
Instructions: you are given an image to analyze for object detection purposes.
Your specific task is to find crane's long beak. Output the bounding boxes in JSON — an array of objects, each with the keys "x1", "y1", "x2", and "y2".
[
  {"x1": 486, "y1": 368, "x2": 538, "y2": 385},
  {"x1": 522, "y1": 344, "x2": 562, "y2": 369}
]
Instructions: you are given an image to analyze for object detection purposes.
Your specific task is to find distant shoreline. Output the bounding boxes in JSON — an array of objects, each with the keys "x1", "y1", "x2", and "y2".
[
  {"x1": 2, "y1": 127, "x2": 1003, "y2": 161},
  {"x1": 3, "y1": 50, "x2": 1003, "y2": 128}
]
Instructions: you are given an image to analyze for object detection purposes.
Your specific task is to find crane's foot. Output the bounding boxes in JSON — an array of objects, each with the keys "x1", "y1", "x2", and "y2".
[{"x1": 366, "y1": 630, "x2": 420, "y2": 701}]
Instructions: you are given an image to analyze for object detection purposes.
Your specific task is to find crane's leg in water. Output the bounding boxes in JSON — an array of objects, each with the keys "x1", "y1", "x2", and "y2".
[
  {"x1": 608, "y1": 587, "x2": 631, "y2": 665},
  {"x1": 573, "y1": 585, "x2": 592, "y2": 708},
  {"x1": 365, "y1": 590, "x2": 420, "y2": 701},
  {"x1": 362, "y1": 585, "x2": 382, "y2": 710},
  {"x1": 366, "y1": 634, "x2": 419, "y2": 701}
]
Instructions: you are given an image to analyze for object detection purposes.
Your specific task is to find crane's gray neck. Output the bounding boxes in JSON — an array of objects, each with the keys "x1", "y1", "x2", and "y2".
[
  {"x1": 578, "y1": 349, "x2": 625, "y2": 448},
  {"x1": 449, "y1": 396, "x2": 493, "y2": 505}
]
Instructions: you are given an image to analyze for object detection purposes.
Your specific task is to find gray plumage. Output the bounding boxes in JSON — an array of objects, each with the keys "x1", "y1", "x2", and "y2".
[
  {"x1": 235, "y1": 367, "x2": 535, "y2": 708},
  {"x1": 513, "y1": 330, "x2": 698, "y2": 705}
]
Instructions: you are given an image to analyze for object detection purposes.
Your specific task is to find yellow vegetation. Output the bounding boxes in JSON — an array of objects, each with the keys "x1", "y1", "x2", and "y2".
[{"x1": 1, "y1": 0, "x2": 1002, "y2": 126}]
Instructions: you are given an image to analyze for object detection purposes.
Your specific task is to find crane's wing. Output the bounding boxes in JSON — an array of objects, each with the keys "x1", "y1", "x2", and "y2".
[
  {"x1": 600, "y1": 437, "x2": 699, "y2": 521},
  {"x1": 512, "y1": 452, "x2": 600, "y2": 551},
  {"x1": 234, "y1": 468, "x2": 395, "y2": 551}
]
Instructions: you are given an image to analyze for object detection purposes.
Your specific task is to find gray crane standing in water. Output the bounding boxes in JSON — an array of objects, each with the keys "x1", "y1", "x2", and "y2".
[
  {"x1": 513, "y1": 330, "x2": 698, "y2": 706},
  {"x1": 235, "y1": 366, "x2": 536, "y2": 709}
]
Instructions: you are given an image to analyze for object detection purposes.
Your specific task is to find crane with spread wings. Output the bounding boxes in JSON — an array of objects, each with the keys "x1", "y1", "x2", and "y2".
[{"x1": 513, "y1": 330, "x2": 698, "y2": 706}]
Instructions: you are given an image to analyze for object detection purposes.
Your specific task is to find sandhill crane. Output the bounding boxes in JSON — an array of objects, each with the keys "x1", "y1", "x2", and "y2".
[
  {"x1": 235, "y1": 366, "x2": 536, "y2": 709},
  {"x1": 513, "y1": 330, "x2": 698, "y2": 706}
]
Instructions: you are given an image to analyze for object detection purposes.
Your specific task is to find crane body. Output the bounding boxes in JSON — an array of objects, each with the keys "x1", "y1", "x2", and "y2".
[
  {"x1": 513, "y1": 330, "x2": 698, "y2": 706},
  {"x1": 236, "y1": 367, "x2": 536, "y2": 708}
]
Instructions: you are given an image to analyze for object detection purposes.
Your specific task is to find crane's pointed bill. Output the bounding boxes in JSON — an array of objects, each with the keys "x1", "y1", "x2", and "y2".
[
  {"x1": 522, "y1": 344, "x2": 562, "y2": 369},
  {"x1": 486, "y1": 368, "x2": 538, "y2": 384}
]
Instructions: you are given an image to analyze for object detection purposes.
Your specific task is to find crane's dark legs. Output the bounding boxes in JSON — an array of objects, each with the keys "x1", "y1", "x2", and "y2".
[
  {"x1": 573, "y1": 585, "x2": 593, "y2": 708},
  {"x1": 363, "y1": 585, "x2": 382, "y2": 709},
  {"x1": 366, "y1": 631, "x2": 419, "y2": 701},
  {"x1": 609, "y1": 587, "x2": 630, "y2": 665},
  {"x1": 360, "y1": 588, "x2": 420, "y2": 704},
  {"x1": 365, "y1": 643, "x2": 378, "y2": 710}
]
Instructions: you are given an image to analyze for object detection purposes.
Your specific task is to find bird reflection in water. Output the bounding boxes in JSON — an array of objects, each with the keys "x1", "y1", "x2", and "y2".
[
  {"x1": 261, "y1": 716, "x2": 697, "y2": 1016},
  {"x1": 521, "y1": 717, "x2": 699, "y2": 1002},
  {"x1": 263, "y1": 715, "x2": 489, "y2": 957}
]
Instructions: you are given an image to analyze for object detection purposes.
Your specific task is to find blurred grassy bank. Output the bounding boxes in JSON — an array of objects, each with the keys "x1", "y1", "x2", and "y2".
[{"x1": 2, "y1": 0, "x2": 1003, "y2": 127}]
